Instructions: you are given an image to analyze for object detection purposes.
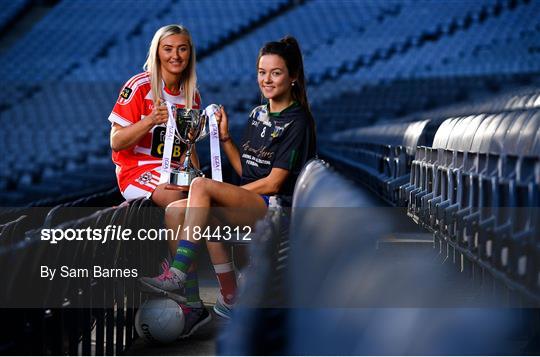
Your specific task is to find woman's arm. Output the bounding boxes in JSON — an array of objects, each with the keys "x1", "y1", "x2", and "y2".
[
  {"x1": 110, "y1": 99, "x2": 168, "y2": 151},
  {"x1": 241, "y1": 167, "x2": 289, "y2": 195},
  {"x1": 110, "y1": 119, "x2": 153, "y2": 151},
  {"x1": 221, "y1": 138, "x2": 242, "y2": 176}
]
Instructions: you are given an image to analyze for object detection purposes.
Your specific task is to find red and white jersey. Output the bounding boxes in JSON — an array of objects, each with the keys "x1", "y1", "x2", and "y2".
[{"x1": 108, "y1": 72, "x2": 201, "y2": 193}]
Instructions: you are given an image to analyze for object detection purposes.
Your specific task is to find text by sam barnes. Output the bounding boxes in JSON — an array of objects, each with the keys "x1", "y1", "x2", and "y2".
[{"x1": 41, "y1": 265, "x2": 138, "y2": 280}]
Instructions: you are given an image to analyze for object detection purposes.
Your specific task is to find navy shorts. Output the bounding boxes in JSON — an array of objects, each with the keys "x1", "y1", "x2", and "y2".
[{"x1": 260, "y1": 194, "x2": 270, "y2": 206}]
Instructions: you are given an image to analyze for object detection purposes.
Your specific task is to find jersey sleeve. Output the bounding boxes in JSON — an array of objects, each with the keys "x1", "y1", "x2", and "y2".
[
  {"x1": 108, "y1": 78, "x2": 144, "y2": 127},
  {"x1": 273, "y1": 118, "x2": 308, "y2": 171}
]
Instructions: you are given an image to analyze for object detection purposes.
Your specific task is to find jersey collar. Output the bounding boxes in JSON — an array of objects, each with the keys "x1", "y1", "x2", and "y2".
[{"x1": 268, "y1": 101, "x2": 299, "y2": 117}]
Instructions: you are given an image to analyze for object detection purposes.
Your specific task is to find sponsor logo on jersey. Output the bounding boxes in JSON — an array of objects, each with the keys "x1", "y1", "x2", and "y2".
[
  {"x1": 271, "y1": 122, "x2": 291, "y2": 139},
  {"x1": 120, "y1": 87, "x2": 132, "y2": 100},
  {"x1": 150, "y1": 126, "x2": 184, "y2": 159},
  {"x1": 271, "y1": 126, "x2": 283, "y2": 138}
]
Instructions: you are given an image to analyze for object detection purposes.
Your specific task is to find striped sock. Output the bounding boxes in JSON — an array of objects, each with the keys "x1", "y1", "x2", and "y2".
[
  {"x1": 214, "y1": 262, "x2": 237, "y2": 305},
  {"x1": 172, "y1": 240, "x2": 198, "y2": 274},
  {"x1": 185, "y1": 271, "x2": 202, "y2": 308}
]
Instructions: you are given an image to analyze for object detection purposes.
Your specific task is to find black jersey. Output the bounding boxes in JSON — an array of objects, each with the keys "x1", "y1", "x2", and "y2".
[{"x1": 240, "y1": 103, "x2": 316, "y2": 199}]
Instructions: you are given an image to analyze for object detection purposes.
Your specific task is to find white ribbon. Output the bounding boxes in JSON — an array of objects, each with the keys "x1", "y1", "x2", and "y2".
[
  {"x1": 205, "y1": 104, "x2": 223, "y2": 182},
  {"x1": 159, "y1": 101, "x2": 177, "y2": 184}
]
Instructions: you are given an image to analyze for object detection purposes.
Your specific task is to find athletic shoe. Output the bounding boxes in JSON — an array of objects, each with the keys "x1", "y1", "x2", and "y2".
[
  {"x1": 179, "y1": 304, "x2": 212, "y2": 338},
  {"x1": 139, "y1": 260, "x2": 186, "y2": 303},
  {"x1": 213, "y1": 294, "x2": 233, "y2": 320}
]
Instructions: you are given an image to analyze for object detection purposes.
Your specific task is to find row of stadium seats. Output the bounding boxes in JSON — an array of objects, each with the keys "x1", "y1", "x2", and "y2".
[
  {"x1": 0, "y1": 0, "x2": 28, "y2": 33},
  {"x1": 402, "y1": 109, "x2": 540, "y2": 296},
  {"x1": 308, "y1": 2, "x2": 540, "y2": 102},
  {"x1": 353, "y1": 0, "x2": 540, "y2": 81},
  {"x1": 393, "y1": 85, "x2": 540, "y2": 125},
  {"x1": 0, "y1": 0, "x2": 291, "y2": 110},
  {"x1": 67, "y1": 0, "x2": 292, "y2": 82},
  {"x1": 319, "y1": 120, "x2": 437, "y2": 203},
  {"x1": 312, "y1": 75, "x2": 539, "y2": 132},
  {"x1": 306, "y1": 0, "x2": 511, "y2": 82},
  {"x1": 0, "y1": 81, "x2": 119, "y2": 205},
  {"x1": 221, "y1": 159, "x2": 539, "y2": 354},
  {"x1": 0, "y1": 197, "x2": 167, "y2": 354},
  {"x1": 196, "y1": 0, "x2": 399, "y2": 83},
  {"x1": 2, "y1": 0, "x2": 540, "y2": 207},
  {"x1": 0, "y1": 1, "x2": 173, "y2": 82},
  {"x1": 0, "y1": 0, "x2": 299, "y2": 205}
]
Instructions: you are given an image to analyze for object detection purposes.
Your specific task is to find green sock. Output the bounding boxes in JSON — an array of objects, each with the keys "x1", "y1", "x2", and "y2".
[
  {"x1": 172, "y1": 240, "x2": 198, "y2": 274},
  {"x1": 185, "y1": 271, "x2": 202, "y2": 307}
]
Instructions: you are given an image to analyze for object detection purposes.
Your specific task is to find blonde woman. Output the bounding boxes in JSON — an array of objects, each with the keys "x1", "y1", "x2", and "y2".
[{"x1": 108, "y1": 24, "x2": 200, "y2": 207}]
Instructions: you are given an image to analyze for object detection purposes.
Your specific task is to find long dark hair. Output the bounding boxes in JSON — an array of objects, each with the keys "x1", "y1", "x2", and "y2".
[{"x1": 257, "y1": 36, "x2": 317, "y2": 153}]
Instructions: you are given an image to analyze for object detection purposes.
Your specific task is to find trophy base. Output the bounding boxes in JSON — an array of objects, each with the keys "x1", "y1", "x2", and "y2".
[{"x1": 169, "y1": 168, "x2": 203, "y2": 187}]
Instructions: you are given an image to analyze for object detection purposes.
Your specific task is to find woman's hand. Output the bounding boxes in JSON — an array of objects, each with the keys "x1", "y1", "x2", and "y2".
[
  {"x1": 214, "y1": 105, "x2": 230, "y2": 141},
  {"x1": 145, "y1": 98, "x2": 169, "y2": 126},
  {"x1": 214, "y1": 104, "x2": 241, "y2": 175},
  {"x1": 110, "y1": 99, "x2": 169, "y2": 152}
]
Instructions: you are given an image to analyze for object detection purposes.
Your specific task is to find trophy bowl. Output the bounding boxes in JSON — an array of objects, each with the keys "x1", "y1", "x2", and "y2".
[{"x1": 169, "y1": 108, "x2": 209, "y2": 187}]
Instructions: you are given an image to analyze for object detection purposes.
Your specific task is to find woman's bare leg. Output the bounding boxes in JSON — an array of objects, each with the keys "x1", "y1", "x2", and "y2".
[
  {"x1": 164, "y1": 199, "x2": 188, "y2": 256},
  {"x1": 181, "y1": 177, "x2": 267, "y2": 244},
  {"x1": 140, "y1": 178, "x2": 266, "y2": 301},
  {"x1": 167, "y1": 199, "x2": 233, "y2": 264}
]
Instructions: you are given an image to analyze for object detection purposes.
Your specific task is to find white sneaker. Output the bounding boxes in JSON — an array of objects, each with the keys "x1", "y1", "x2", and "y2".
[
  {"x1": 213, "y1": 294, "x2": 233, "y2": 319},
  {"x1": 138, "y1": 261, "x2": 186, "y2": 303}
]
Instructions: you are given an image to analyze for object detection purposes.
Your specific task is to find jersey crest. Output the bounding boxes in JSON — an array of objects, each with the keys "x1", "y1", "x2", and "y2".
[{"x1": 120, "y1": 87, "x2": 132, "y2": 100}]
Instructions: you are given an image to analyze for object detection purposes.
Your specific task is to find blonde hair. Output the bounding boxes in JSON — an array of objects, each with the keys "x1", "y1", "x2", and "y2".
[{"x1": 143, "y1": 24, "x2": 197, "y2": 109}]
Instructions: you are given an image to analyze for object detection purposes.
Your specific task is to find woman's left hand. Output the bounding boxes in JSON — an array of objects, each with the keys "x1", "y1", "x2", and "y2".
[{"x1": 214, "y1": 105, "x2": 230, "y2": 140}]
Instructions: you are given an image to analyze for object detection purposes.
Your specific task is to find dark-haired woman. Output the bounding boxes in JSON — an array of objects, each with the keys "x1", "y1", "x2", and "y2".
[{"x1": 139, "y1": 36, "x2": 317, "y2": 337}]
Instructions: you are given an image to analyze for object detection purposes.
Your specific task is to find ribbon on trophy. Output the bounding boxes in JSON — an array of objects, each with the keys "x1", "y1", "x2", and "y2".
[
  {"x1": 205, "y1": 104, "x2": 223, "y2": 182},
  {"x1": 158, "y1": 101, "x2": 177, "y2": 184}
]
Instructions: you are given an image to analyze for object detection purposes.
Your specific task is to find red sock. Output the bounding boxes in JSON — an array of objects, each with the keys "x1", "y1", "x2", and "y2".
[{"x1": 214, "y1": 262, "x2": 237, "y2": 304}]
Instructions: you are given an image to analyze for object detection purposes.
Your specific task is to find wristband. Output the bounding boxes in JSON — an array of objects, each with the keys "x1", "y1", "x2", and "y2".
[{"x1": 220, "y1": 135, "x2": 231, "y2": 143}]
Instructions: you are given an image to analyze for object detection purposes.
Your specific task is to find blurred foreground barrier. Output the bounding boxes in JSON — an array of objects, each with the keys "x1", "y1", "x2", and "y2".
[{"x1": 221, "y1": 159, "x2": 539, "y2": 354}]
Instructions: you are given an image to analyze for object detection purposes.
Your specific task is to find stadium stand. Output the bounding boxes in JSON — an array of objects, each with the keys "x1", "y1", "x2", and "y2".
[
  {"x1": 1, "y1": 0, "x2": 540, "y2": 354},
  {"x1": 0, "y1": 0, "x2": 297, "y2": 205},
  {"x1": 0, "y1": 0, "x2": 30, "y2": 34},
  {"x1": 0, "y1": 197, "x2": 167, "y2": 354},
  {"x1": 321, "y1": 119, "x2": 438, "y2": 203},
  {"x1": 220, "y1": 159, "x2": 540, "y2": 354},
  {"x1": 402, "y1": 109, "x2": 540, "y2": 299}
]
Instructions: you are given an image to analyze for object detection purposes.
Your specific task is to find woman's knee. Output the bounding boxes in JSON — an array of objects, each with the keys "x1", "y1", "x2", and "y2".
[
  {"x1": 189, "y1": 177, "x2": 212, "y2": 196},
  {"x1": 165, "y1": 199, "x2": 187, "y2": 221}
]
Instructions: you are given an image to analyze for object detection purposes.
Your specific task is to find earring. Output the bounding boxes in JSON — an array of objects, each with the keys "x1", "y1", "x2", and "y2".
[{"x1": 292, "y1": 81, "x2": 296, "y2": 87}]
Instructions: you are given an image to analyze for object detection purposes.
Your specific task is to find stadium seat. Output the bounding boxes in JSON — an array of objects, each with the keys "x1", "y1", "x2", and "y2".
[
  {"x1": 402, "y1": 108, "x2": 540, "y2": 297},
  {"x1": 322, "y1": 119, "x2": 434, "y2": 204}
]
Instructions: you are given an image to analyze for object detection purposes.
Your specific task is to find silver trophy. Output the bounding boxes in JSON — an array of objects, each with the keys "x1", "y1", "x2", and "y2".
[{"x1": 169, "y1": 108, "x2": 209, "y2": 186}]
